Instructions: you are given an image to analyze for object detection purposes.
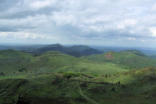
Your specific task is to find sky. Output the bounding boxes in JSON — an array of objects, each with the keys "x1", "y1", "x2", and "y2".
[{"x1": 0, "y1": 0, "x2": 156, "y2": 47}]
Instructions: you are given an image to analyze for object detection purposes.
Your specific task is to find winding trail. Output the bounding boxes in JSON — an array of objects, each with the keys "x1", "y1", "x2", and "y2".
[
  {"x1": 77, "y1": 66, "x2": 100, "y2": 104},
  {"x1": 78, "y1": 85, "x2": 99, "y2": 104}
]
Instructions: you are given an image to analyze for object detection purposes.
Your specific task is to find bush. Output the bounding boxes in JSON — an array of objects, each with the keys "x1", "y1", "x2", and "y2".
[
  {"x1": 18, "y1": 68, "x2": 26, "y2": 72},
  {"x1": 0, "y1": 72, "x2": 5, "y2": 76},
  {"x1": 63, "y1": 72, "x2": 80, "y2": 79}
]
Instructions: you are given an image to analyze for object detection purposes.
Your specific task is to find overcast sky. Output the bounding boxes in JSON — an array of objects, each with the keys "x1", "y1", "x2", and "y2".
[{"x1": 0, "y1": 0, "x2": 156, "y2": 47}]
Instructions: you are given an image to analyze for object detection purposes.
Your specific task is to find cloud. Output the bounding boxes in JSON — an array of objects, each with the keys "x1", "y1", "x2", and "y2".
[
  {"x1": 0, "y1": 32, "x2": 48, "y2": 39},
  {"x1": 0, "y1": 0, "x2": 156, "y2": 47},
  {"x1": 149, "y1": 27, "x2": 156, "y2": 37},
  {"x1": 30, "y1": 0, "x2": 57, "y2": 10},
  {"x1": 117, "y1": 19, "x2": 137, "y2": 29},
  {"x1": 127, "y1": 37, "x2": 136, "y2": 41}
]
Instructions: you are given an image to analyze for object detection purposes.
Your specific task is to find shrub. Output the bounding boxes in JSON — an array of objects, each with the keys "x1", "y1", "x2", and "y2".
[
  {"x1": 63, "y1": 72, "x2": 80, "y2": 79},
  {"x1": 0, "y1": 72, "x2": 5, "y2": 76},
  {"x1": 18, "y1": 68, "x2": 26, "y2": 72}
]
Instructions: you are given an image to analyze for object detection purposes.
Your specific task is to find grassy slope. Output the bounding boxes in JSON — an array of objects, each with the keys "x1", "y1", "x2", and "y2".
[
  {"x1": 0, "y1": 50, "x2": 33, "y2": 74},
  {"x1": 85, "y1": 51, "x2": 156, "y2": 69},
  {"x1": 0, "y1": 50, "x2": 156, "y2": 104},
  {"x1": 0, "y1": 50, "x2": 128, "y2": 77},
  {"x1": 1, "y1": 68, "x2": 156, "y2": 104}
]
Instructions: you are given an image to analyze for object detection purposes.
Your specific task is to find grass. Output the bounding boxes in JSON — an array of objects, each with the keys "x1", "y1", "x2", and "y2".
[
  {"x1": 0, "y1": 50, "x2": 156, "y2": 104},
  {"x1": 85, "y1": 51, "x2": 156, "y2": 69},
  {"x1": 75, "y1": 62, "x2": 128, "y2": 75}
]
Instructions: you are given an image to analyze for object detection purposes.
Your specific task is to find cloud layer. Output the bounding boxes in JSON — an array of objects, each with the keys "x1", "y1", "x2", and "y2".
[{"x1": 0, "y1": 0, "x2": 156, "y2": 47}]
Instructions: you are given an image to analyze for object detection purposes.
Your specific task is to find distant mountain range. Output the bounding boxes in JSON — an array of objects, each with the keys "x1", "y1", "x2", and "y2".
[
  {"x1": 93, "y1": 46, "x2": 156, "y2": 55},
  {"x1": 0, "y1": 44, "x2": 156, "y2": 57},
  {"x1": 31, "y1": 44, "x2": 103, "y2": 57},
  {"x1": 0, "y1": 44, "x2": 103, "y2": 57}
]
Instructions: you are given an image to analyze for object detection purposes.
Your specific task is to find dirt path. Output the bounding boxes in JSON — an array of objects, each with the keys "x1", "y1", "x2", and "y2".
[
  {"x1": 78, "y1": 86, "x2": 100, "y2": 104},
  {"x1": 77, "y1": 65, "x2": 100, "y2": 104}
]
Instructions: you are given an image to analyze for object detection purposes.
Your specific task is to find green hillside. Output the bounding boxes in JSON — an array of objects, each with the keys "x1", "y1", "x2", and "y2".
[
  {"x1": 1, "y1": 67, "x2": 156, "y2": 104},
  {"x1": 85, "y1": 50, "x2": 156, "y2": 69},
  {"x1": 0, "y1": 50, "x2": 128, "y2": 77},
  {"x1": 0, "y1": 50, "x2": 156, "y2": 104},
  {"x1": 0, "y1": 50, "x2": 33, "y2": 74}
]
